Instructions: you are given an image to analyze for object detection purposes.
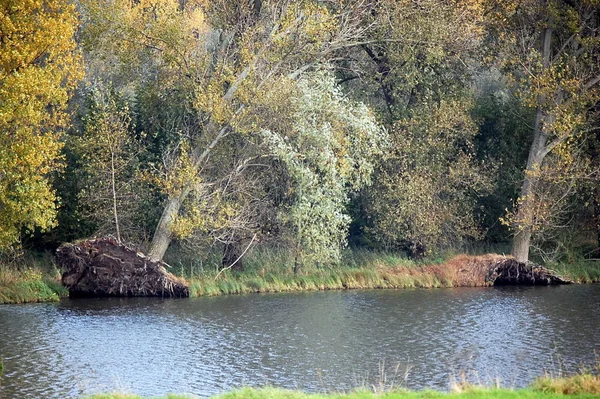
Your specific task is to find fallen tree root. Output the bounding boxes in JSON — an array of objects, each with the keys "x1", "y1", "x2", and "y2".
[
  {"x1": 57, "y1": 237, "x2": 189, "y2": 298},
  {"x1": 486, "y1": 258, "x2": 573, "y2": 285}
]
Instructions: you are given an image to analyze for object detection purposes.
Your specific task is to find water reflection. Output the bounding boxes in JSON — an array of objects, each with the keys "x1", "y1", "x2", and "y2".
[{"x1": 0, "y1": 285, "x2": 599, "y2": 398}]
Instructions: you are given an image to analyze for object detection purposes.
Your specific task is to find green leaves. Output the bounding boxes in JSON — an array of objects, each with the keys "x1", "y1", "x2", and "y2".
[{"x1": 263, "y1": 70, "x2": 387, "y2": 268}]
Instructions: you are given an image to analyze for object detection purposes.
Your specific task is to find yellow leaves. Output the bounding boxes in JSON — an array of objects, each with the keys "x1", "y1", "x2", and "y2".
[
  {"x1": 273, "y1": 3, "x2": 335, "y2": 60},
  {"x1": 0, "y1": 0, "x2": 83, "y2": 248},
  {"x1": 171, "y1": 191, "x2": 239, "y2": 239},
  {"x1": 194, "y1": 74, "x2": 235, "y2": 124},
  {"x1": 151, "y1": 142, "x2": 201, "y2": 198},
  {"x1": 83, "y1": 0, "x2": 209, "y2": 85},
  {"x1": 0, "y1": 0, "x2": 79, "y2": 78}
]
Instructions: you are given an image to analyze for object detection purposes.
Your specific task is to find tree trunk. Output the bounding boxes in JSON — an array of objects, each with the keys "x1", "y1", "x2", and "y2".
[
  {"x1": 148, "y1": 195, "x2": 182, "y2": 261},
  {"x1": 147, "y1": 124, "x2": 228, "y2": 261},
  {"x1": 591, "y1": 129, "x2": 600, "y2": 251},
  {"x1": 594, "y1": 187, "x2": 600, "y2": 250},
  {"x1": 511, "y1": 110, "x2": 549, "y2": 263},
  {"x1": 110, "y1": 150, "x2": 121, "y2": 243},
  {"x1": 511, "y1": 26, "x2": 553, "y2": 263},
  {"x1": 512, "y1": 227, "x2": 532, "y2": 263}
]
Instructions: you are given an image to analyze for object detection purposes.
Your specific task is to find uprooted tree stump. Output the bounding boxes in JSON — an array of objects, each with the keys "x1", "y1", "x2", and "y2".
[
  {"x1": 57, "y1": 237, "x2": 189, "y2": 298},
  {"x1": 486, "y1": 258, "x2": 573, "y2": 285}
]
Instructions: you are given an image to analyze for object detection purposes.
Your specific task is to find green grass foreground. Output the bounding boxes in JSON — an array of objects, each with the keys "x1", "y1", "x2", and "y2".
[{"x1": 82, "y1": 375, "x2": 600, "y2": 399}]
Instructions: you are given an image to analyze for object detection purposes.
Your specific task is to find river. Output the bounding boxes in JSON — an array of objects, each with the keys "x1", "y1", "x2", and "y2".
[{"x1": 0, "y1": 285, "x2": 599, "y2": 398}]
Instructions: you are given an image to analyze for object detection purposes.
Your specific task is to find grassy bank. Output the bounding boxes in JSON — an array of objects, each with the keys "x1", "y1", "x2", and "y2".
[
  {"x1": 0, "y1": 251, "x2": 68, "y2": 304},
  {"x1": 168, "y1": 247, "x2": 600, "y2": 298},
  {"x1": 547, "y1": 260, "x2": 600, "y2": 284},
  {"x1": 1, "y1": 246, "x2": 599, "y2": 304},
  {"x1": 181, "y1": 248, "x2": 462, "y2": 297},
  {"x1": 82, "y1": 371, "x2": 600, "y2": 398}
]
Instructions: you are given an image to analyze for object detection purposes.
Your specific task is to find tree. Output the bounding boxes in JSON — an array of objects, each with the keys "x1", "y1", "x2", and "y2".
[
  {"x1": 262, "y1": 70, "x2": 386, "y2": 272},
  {"x1": 0, "y1": 0, "x2": 83, "y2": 249},
  {"x1": 487, "y1": 0, "x2": 600, "y2": 262},
  {"x1": 342, "y1": 0, "x2": 491, "y2": 255},
  {"x1": 73, "y1": 85, "x2": 148, "y2": 243},
  {"x1": 82, "y1": 0, "x2": 376, "y2": 261}
]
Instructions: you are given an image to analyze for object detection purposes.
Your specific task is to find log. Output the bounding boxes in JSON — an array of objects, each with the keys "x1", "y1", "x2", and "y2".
[{"x1": 57, "y1": 237, "x2": 189, "y2": 298}]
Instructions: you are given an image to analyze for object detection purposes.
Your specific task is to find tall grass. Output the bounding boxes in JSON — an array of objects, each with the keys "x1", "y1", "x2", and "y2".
[
  {"x1": 532, "y1": 371, "x2": 600, "y2": 395},
  {"x1": 0, "y1": 251, "x2": 68, "y2": 304},
  {"x1": 546, "y1": 260, "x2": 600, "y2": 283},
  {"x1": 181, "y1": 247, "x2": 485, "y2": 298},
  {"x1": 169, "y1": 243, "x2": 600, "y2": 298}
]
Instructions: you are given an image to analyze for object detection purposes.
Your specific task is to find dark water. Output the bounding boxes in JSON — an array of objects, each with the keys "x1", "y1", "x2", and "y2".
[{"x1": 1, "y1": 285, "x2": 599, "y2": 399}]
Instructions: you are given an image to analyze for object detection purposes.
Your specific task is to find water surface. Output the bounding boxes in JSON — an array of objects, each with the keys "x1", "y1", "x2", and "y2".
[{"x1": 1, "y1": 285, "x2": 599, "y2": 398}]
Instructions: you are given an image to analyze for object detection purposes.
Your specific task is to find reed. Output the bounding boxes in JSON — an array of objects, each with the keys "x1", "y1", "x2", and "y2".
[{"x1": 546, "y1": 260, "x2": 600, "y2": 283}]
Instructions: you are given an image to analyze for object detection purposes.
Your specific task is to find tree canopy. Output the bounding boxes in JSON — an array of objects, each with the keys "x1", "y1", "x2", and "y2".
[
  {"x1": 0, "y1": 0, "x2": 83, "y2": 248},
  {"x1": 2, "y1": 0, "x2": 600, "y2": 268}
]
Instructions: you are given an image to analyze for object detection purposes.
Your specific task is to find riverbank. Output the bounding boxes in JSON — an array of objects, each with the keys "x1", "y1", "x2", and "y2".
[
  {"x1": 181, "y1": 249, "x2": 600, "y2": 297},
  {"x1": 0, "y1": 252, "x2": 67, "y2": 304},
  {"x1": 1, "y1": 247, "x2": 599, "y2": 304},
  {"x1": 83, "y1": 372, "x2": 600, "y2": 398}
]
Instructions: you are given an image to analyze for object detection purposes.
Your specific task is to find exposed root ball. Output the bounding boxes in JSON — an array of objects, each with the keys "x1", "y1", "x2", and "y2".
[
  {"x1": 487, "y1": 258, "x2": 573, "y2": 285},
  {"x1": 57, "y1": 237, "x2": 189, "y2": 298}
]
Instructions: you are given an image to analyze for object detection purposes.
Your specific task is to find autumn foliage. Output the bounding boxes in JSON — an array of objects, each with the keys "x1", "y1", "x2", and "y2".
[
  {"x1": 0, "y1": 0, "x2": 83, "y2": 248},
  {"x1": 1, "y1": 0, "x2": 599, "y2": 269}
]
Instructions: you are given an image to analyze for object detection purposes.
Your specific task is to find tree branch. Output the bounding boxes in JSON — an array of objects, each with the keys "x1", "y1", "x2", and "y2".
[{"x1": 214, "y1": 233, "x2": 257, "y2": 280}]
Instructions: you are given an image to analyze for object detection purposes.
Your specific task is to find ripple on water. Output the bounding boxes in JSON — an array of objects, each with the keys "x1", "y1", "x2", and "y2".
[{"x1": 0, "y1": 285, "x2": 599, "y2": 398}]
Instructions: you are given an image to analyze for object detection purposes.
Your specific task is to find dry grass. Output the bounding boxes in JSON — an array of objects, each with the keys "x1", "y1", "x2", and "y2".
[
  {"x1": 532, "y1": 371, "x2": 600, "y2": 395},
  {"x1": 381, "y1": 254, "x2": 509, "y2": 288}
]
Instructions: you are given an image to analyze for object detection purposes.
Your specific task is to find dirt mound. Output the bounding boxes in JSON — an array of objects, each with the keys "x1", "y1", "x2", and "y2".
[
  {"x1": 57, "y1": 237, "x2": 189, "y2": 298},
  {"x1": 387, "y1": 254, "x2": 572, "y2": 287}
]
